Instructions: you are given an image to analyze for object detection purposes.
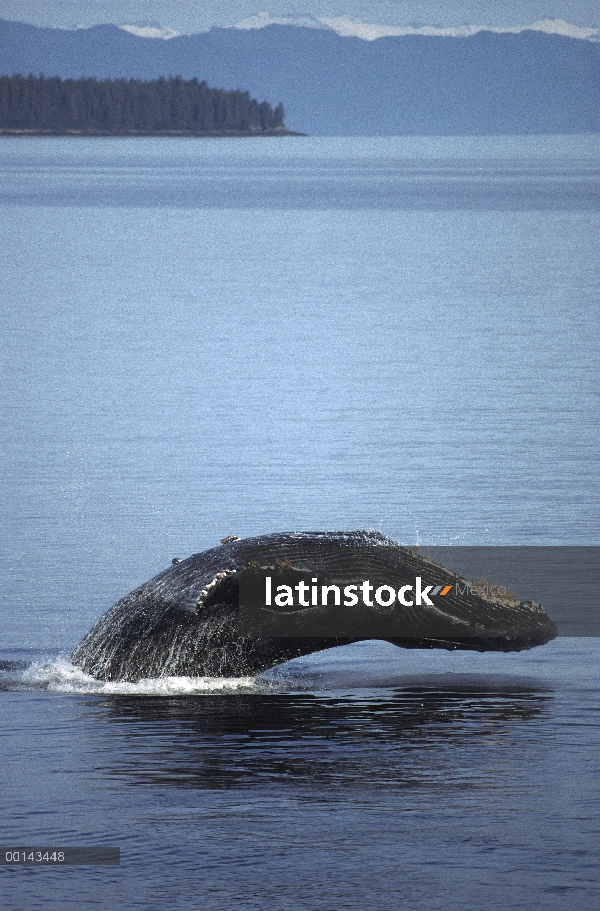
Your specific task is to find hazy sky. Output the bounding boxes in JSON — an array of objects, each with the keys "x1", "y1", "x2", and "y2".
[{"x1": 0, "y1": 1, "x2": 598, "y2": 32}]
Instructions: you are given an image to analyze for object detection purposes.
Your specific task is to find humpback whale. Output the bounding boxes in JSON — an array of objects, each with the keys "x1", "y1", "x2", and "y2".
[{"x1": 71, "y1": 530, "x2": 557, "y2": 681}]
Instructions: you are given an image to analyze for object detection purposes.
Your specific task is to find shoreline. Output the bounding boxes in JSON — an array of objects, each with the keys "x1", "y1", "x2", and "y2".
[{"x1": 0, "y1": 128, "x2": 305, "y2": 138}]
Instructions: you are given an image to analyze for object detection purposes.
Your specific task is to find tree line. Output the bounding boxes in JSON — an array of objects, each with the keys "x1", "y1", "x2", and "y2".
[{"x1": 0, "y1": 74, "x2": 287, "y2": 134}]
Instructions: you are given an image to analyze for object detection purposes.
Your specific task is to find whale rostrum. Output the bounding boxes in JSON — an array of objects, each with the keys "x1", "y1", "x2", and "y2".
[{"x1": 70, "y1": 531, "x2": 558, "y2": 681}]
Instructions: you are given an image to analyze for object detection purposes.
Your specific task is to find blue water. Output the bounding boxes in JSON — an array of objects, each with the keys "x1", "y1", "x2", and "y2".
[{"x1": 0, "y1": 135, "x2": 599, "y2": 909}]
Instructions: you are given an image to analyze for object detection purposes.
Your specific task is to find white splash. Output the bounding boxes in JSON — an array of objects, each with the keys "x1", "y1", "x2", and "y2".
[{"x1": 20, "y1": 657, "x2": 261, "y2": 696}]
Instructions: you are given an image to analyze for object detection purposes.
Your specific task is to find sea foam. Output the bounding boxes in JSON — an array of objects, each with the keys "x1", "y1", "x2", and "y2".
[{"x1": 18, "y1": 657, "x2": 264, "y2": 696}]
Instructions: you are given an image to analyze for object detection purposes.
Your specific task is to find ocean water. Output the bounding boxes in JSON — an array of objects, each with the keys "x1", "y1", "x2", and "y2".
[{"x1": 0, "y1": 135, "x2": 598, "y2": 909}]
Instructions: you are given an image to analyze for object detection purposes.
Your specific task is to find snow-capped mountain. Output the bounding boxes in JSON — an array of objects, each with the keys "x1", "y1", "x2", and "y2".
[{"x1": 231, "y1": 13, "x2": 600, "y2": 42}]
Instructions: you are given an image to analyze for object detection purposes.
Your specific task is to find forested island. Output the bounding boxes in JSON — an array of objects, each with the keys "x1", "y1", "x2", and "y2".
[{"x1": 0, "y1": 74, "x2": 297, "y2": 135}]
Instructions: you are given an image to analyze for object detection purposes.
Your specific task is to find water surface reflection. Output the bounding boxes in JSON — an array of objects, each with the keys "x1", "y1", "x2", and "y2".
[{"x1": 87, "y1": 683, "x2": 552, "y2": 792}]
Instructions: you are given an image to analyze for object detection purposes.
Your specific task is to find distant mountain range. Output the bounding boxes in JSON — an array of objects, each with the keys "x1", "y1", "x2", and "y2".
[
  {"x1": 228, "y1": 13, "x2": 600, "y2": 42},
  {"x1": 0, "y1": 18, "x2": 598, "y2": 135}
]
